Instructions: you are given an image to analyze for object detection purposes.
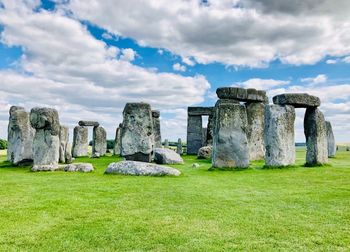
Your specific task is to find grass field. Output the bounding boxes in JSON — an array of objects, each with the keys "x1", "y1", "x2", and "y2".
[{"x1": 0, "y1": 149, "x2": 349, "y2": 251}]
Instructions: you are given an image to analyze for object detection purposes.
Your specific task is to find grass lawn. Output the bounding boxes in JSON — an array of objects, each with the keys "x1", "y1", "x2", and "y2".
[{"x1": 0, "y1": 149, "x2": 349, "y2": 251}]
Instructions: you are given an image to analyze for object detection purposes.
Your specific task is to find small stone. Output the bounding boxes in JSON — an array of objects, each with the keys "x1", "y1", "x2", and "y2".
[
  {"x1": 176, "y1": 138, "x2": 183, "y2": 155},
  {"x1": 197, "y1": 146, "x2": 212, "y2": 159},
  {"x1": 64, "y1": 163, "x2": 94, "y2": 172},
  {"x1": 105, "y1": 161, "x2": 181, "y2": 176},
  {"x1": 154, "y1": 148, "x2": 184, "y2": 164},
  {"x1": 192, "y1": 163, "x2": 200, "y2": 168},
  {"x1": 273, "y1": 93, "x2": 320, "y2": 108}
]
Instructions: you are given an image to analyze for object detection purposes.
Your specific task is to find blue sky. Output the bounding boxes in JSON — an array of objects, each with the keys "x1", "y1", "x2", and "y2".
[{"x1": 0, "y1": 0, "x2": 349, "y2": 142}]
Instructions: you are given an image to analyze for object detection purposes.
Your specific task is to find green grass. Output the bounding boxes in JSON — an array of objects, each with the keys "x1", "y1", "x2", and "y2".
[{"x1": 0, "y1": 149, "x2": 349, "y2": 251}]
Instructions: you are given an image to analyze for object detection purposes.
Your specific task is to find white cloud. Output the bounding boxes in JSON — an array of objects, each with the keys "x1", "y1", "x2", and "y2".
[
  {"x1": 182, "y1": 57, "x2": 195, "y2": 66},
  {"x1": 0, "y1": 1, "x2": 210, "y2": 140},
  {"x1": 342, "y1": 56, "x2": 350, "y2": 63},
  {"x1": 326, "y1": 59, "x2": 338, "y2": 64},
  {"x1": 301, "y1": 74, "x2": 327, "y2": 84},
  {"x1": 172, "y1": 63, "x2": 186, "y2": 72},
  {"x1": 237, "y1": 78, "x2": 290, "y2": 90},
  {"x1": 120, "y1": 48, "x2": 136, "y2": 62},
  {"x1": 67, "y1": 0, "x2": 350, "y2": 67}
]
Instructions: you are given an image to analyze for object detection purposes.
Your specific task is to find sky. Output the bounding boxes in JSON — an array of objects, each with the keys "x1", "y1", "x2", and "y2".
[{"x1": 0, "y1": 0, "x2": 349, "y2": 143}]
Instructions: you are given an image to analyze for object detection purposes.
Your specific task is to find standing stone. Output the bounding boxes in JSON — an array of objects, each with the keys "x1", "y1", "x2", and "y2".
[
  {"x1": 212, "y1": 100, "x2": 250, "y2": 169},
  {"x1": 264, "y1": 105, "x2": 295, "y2": 167},
  {"x1": 92, "y1": 126, "x2": 107, "y2": 156},
  {"x1": 30, "y1": 107, "x2": 60, "y2": 170},
  {"x1": 206, "y1": 114, "x2": 214, "y2": 145},
  {"x1": 113, "y1": 125, "x2": 121, "y2": 156},
  {"x1": 304, "y1": 108, "x2": 328, "y2": 166},
  {"x1": 187, "y1": 115, "x2": 202, "y2": 154},
  {"x1": 7, "y1": 106, "x2": 35, "y2": 165},
  {"x1": 65, "y1": 143, "x2": 73, "y2": 164},
  {"x1": 120, "y1": 103, "x2": 154, "y2": 162},
  {"x1": 325, "y1": 121, "x2": 336, "y2": 158},
  {"x1": 72, "y1": 126, "x2": 88, "y2": 157},
  {"x1": 152, "y1": 110, "x2": 162, "y2": 148},
  {"x1": 164, "y1": 139, "x2": 169, "y2": 148},
  {"x1": 176, "y1": 138, "x2": 183, "y2": 155},
  {"x1": 202, "y1": 128, "x2": 207, "y2": 147},
  {"x1": 246, "y1": 102, "x2": 265, "y2": 161},
  {"x1": 59, "y1": 125, "x2": 69, "y2": 163}
]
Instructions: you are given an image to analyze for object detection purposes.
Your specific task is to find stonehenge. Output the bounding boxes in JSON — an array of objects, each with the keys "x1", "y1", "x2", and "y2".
[
  {"x1": 113, "y1": 125, "x2": 121, "y2": 156},
  {"x1": 92, "y1": 126, "x2": 107, "y2": 156},
  {"x1": 59, "y1": 125, "x2": 69, "y2": 163},
  {"x1": 176, "y1": 138, "x2": 183, "y2": 155},
  {"x1": 72, "y1": 126, "x2": 88, "y2": 157},
  {"x1": 152, "y1": 110, "x2": 162, "y2": 148},
  {"x1": 7, "y1": 106, "x2": 35, "y2": 165},
  {"x1": 246, "y1": 102, "x2": 265, "y2": 161},
  {"x1": 326, "y1": 121, "x2": 336, "y2": 158}
]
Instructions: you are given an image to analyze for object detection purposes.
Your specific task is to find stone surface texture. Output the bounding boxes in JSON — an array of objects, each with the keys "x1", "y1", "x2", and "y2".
[
  {"x1": 187, "y1": 115, "x2": 202, "y2": 154},
  {"x1": 7, "y1": 106, "x2": 35, "y2": 165},
  {"x1": 78, "y1": 121, "x2": 99, "y2": 127},
  {"x1": 212, "y1": 100, "x2": 250, "y2": 168},
  {"x1": 264, "y1": 105, "x2": 296, "y2": 167},
  {"x1": 154, "y1": 148, "x2": 184, "y2": 164},
  {"x1": 216, "y1": 87, "x2": 267, "y2": 102},
  {"x1": 246, "y1": 102, "x2": 265, "y2": 161},
  {"x1": 59, "y1": 125, "x2": 69, "y2": 163},
  {"x1": 105, "y1": 161, "x2": 181, "y2": 176},
  {"x1": 64, "y1": 163, "x2": 94, "y2": 172},
  {"x1": 72, "y1": 126, "x2": 88, "y2": 157},
  {"x1": 197, "y1": 145, "x2": 212, "y2": 159},
  {"x1": 273, "y1": 93, "x2": 320, "y2": 108},
  {"x1": 120, "y1": 103, "x2": 154, "y2": 162},
  {"x1": 326, "y1": 121, "x2": 336, "y2": 157},
  {"x1": 30, "y1": 107, "x2": 60, "y2": 170},
  {"x1": 152, "y1": 110, "x2": 162, "y2": 148},
  {"x1": 304, "y1": 108, "x2": 328, "y2": 165},
  {"x1": 176, "y1": 138, "x2": 183, "y2": 155},
  {"x1": 92, "y1": 126, "x2": 107, "y2": 156},
  {"x1": 113, "y1": 126, "x2": 121, "y2": 155}
]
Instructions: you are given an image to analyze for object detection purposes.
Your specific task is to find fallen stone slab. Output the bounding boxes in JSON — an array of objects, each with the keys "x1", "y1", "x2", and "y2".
[
  {"x1": 31, "y1": 164, "x2": 61, "y2": 172},
  {"x1": 64, "y1": 163, "x2": 94, "y2": 172},
  {"x1": 78, "y1": 120, "x2": 99, "y2": 127},
  {"x1": 273, "y1": 93, "x2": 320, "y2": 108},
  {"x1": 216, "y1": 87, "x2": 267, "y2": 102},
  {"x1": 105, "y1": 161, "x2": 181, "y2": 176},
  {"x1": 154, "y1": 148, "x2": 184, "y2": 164},
  {"x1": 197, "y1": 145, "x2": 212, "y2": 159}
]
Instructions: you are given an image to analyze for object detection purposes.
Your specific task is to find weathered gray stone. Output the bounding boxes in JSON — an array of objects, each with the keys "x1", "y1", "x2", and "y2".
[
  {"x1": 264, "y1": 105, "x2": 295, "y2": 167},
  {"x1": 216, "y1": 87, "x2": 267, "y2": 102},
  {"x1": 59, "y1": 125, "x2": 69, "y2": 163},
  {"x1": 176, "y1": 138, "x2": 183, "y2": 155},
  {"x1": 7, "y1": 106, "x2": 34, "y2": 165},
  {"x1": 152, "y1": 110, "x2": 162, "y2": 148},
  {"x1": 202, "y1": 127, "x2": 207, "y2": 146},
  {"x1": 91, "y1": 152, "x2": 100, "y2": 158},
  {"x1": 120, "y1": 102, "x2": 154, "y2": 162},
  {"x1": 326, "y1": 121, "x2": 336, "y2": 158},
  {"x1": 113, "y1": 126, "x2": 121, "y2": 155},
  {"x1": 78, "y1": 120, "x2": 99, "y2": 127},
  {"x1": 65, "y1": 143, "x2": 73, "y2": 164},
  {"x1": 105, "y1": 161, "x2": 181, "y2": 176},
  {"x1": 92, "y1": 126, "x2": 106, "y2": 156},
  {"x1": 30, "y1": 107, "x2": 60, "y2": 170},
  {"x1": 197, "y1": 145, "x2": 212, "y2": 159},
  {"x1": 64, "y1": 163, "x2": 94, "y2": 172},
  {"x1": 212, "y1": 100, "x2": 250, "y2": 168},
  {"x1": 304, "y1": 108, "x2": 328, "y2": 165},
  {"x1": 72, "y1": 126, "x2": 88, "y2": 157},
  {"x1": 206, "y1": 114, "x2": 214, "y2": 145},
  {"x1": 246, "y1": 102, "x2": 265, "y2": 161},
  {"x1": 273, "y1": 93, "x2": 320, "y2": 108},
  {"x1": 154, "y1": 148, "x2": 184, "y2": 164},
  {"x1": 188, "y1": 107, "x2": 214, "y2": 116},
  {"x1": 31, "y1": 164, "x2": 62, "y2": 172},
  {"x1": 187, "y1": 115, "x2": 202, "y2": 154},
  {"x1": 164, "y1": 139, "x2": 169, "y2": 148}
]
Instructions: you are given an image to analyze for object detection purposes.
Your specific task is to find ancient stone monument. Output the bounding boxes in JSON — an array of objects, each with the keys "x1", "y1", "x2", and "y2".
[
  {"x1": 325, "y1": 121, "x2": 336, "y2": 158},
  {"x1": 113, "y1": 124, "x2": 121, "y2": 156},
  {"x1": 30, "y1": 107, "x2": 60, "y2": 171},
  {"x1": 92, "y1": 126, "x2": 107, "y2": 156},
  {"x1": 187, "y1": 107, "x2": 214, "y2": 154},
  {"x1": 120, "y1": 102, "x2": 154, "y2": 162},
  {"x1": 72, "y1": 125, "x2": 88, "y2": 157},
  {"x1": 164, "y1": 139, "x2": 169, "y2": 148},
  {"x1": 152, "y1": 110, "x2": 162, "y2": 148},
  {"x1": 59, "y1": 125, "x2": 69, "y2": 163},
  {"x1": 7, "y1": 106, "x2": 35, "y2": 165},
  {"x1": 176, "y1": 138, "x2": 183, "y2": 155}
]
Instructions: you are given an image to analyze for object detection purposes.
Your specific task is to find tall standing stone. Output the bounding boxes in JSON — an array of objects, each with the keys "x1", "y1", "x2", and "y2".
[
  {"x1": 152, "y1": 110, "x2": 162, "y2": 148},
  {"x1": 72, "y1": 126, "x2": 88, "y2": 157},
  {"x1": 30, "y1": 107, "x2": 60, "y2": 170},
  {"x1": 212, "y1": 100, "x2": 250, "y2": 169},
  {"x1": 92, "y1": 126, "x2": 107, "y2": 156},
  {"x1": 246, "y1": 102, "x2": 265, "y2": 161},
  {"x1": 113, "y1": 125, "x2": 121, "y2": 156},
  {"x1": 325, "y1": 121, "x2": 336, "y2": 158},
  {"x1": 206, "y1": 114, "x2": 214, "y2": 145},
  {"x1": 59, "y1": 125, "x2": 69, "y2": 163},
  {"x1": 304, "y1": 108, "x2": 328, "y2": 166},
  {"x1": 187, "y1": 115, "x2": 202, "y2": 154},
  {"x1": 264, "y1": 105, "x2": 295, "y2": 167},
  {"x1": 120, "y1": 102, "x2": 154, "y2": 162},
  {"x1": 176, "y1": 138, "x2": 183, "y2": 155},
  {"x1": 164, "y1": 139, "x2": 169, "y2": 148},
  {"x1": 7, "y1": 106, "x2": 34, "y2": 165}
]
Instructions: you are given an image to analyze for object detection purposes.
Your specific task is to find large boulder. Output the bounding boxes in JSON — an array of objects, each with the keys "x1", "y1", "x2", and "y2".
[
  {"x1": 72, "y1": 126, "x2": 88, "y2": 157},
  {"x1": 154, "y1": 148, "x2": 184, "y2": 164},
  {"x1": 92, "y1": 126, "x2": 107, "y2": 156},
  {"x1": 30, "y1": 107, "x2": 60, "y2": 171},
  {"x1": 152, "y1": 110, "x2": 162, "y2": 148},
  {"x1": 7, "y1": 106, "x2": 35, "y2": 165},
  {"x1": 197, "y1": 145, "x2": 212, "y2": 159},
  {"x1": 212, "y1": 100, "x2": 250, "y2": 169},
  {"x1": 273, "y1": 93, "x2": 320, "y2": 108},
  {"x1": 120, "y1": 103, "x2": 154, "y2": 162},
  {"x1": 304, "y1": 108, "x2": 328, "y2": 166},
  {"x1": 246, "y1": 102, "x2": 265, "y2": 161},
  {"x1": 59, "y1": 125, "x2": 69, "y2": 163},
  {"x1": 264, "y1": 105, "x2": 295, "y2": 167},
  {"x1": 216, "y1": 87, "x2": 267, "y2": 103},
  {"x1": 326, "y1": 121, "x2": 336, "y2": 158},
  {"x1": 105, "y1": 161, "x2": 181, "y2": 176}
]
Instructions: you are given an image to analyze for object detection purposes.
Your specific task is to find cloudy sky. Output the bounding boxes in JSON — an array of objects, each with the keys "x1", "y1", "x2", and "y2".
[{"x1": 0, "y1": 0, "x2": 349, "y2": 143}]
